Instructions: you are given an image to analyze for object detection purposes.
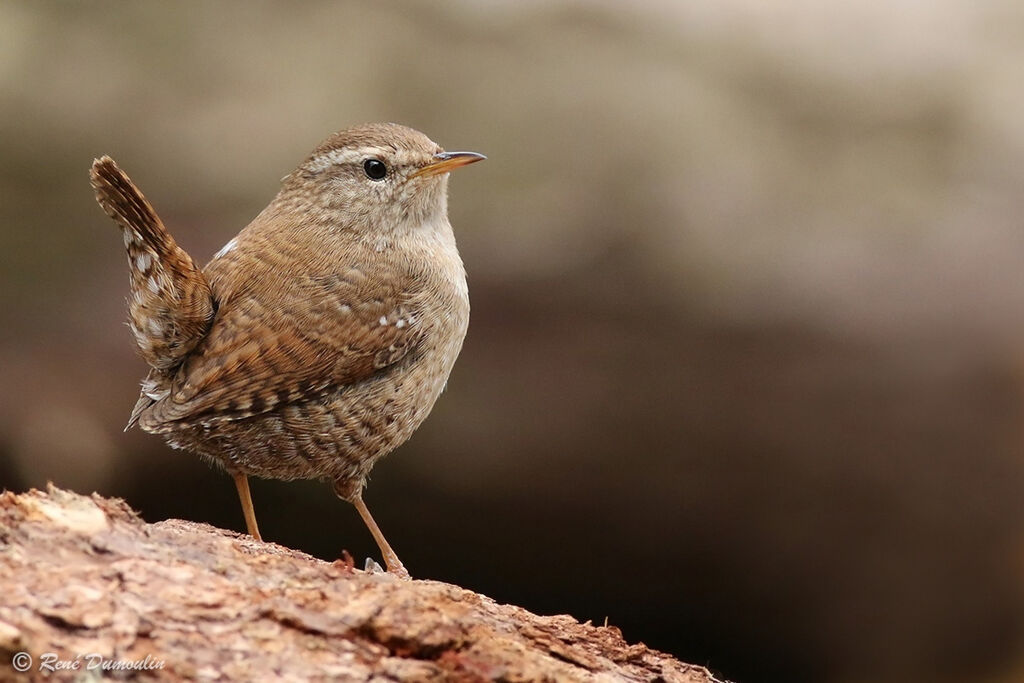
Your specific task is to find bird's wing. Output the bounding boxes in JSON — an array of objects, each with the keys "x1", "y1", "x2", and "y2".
[
  {"x1": 139, "y1": 268, "x2": 428, "y2": 429},
  {"x1": 90, "y1": 157, "x2": 215, "y2": 372}
]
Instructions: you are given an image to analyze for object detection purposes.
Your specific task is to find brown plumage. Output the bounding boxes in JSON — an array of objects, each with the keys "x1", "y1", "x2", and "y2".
[{"x1": 90, "y1": 123, "x2": 484, "y2": 578}]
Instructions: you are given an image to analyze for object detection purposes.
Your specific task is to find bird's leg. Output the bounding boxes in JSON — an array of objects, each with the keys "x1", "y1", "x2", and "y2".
[
  {"x1": 232, "y1": 472, "x2": 262, "y2": 541},
  {"x1": 351, "y1": 493, "x2": 411, "y2": 580}
]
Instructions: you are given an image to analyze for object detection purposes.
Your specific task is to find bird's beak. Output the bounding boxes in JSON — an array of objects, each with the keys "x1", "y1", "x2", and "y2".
[{"x1": 412, "y1": 151, "x2": 486, "y2": 178}]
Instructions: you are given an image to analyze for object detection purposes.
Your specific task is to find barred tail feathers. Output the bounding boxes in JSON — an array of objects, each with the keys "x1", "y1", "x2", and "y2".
[{"x1": 90, "y1": 156, "x2": 215, "y2": 372}]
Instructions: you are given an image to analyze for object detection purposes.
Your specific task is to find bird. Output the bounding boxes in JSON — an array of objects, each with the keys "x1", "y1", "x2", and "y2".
[{"x1": 90, "y1": 123, "x2": 484, "y2": 579}]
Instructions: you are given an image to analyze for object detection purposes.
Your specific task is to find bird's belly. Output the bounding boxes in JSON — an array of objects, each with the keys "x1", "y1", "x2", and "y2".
[{"x1": 163, "y1": 321, "x2": 466, "y2": 489}]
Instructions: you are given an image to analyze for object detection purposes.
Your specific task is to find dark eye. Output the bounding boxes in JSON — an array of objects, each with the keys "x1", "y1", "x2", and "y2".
[{"x1": 363, "y1": 158, "x2": 387, "y2": 180}]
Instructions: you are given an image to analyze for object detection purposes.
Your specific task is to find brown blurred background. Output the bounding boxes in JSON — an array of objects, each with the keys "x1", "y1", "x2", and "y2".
[{"x1": 2, "y1": 2, "x2": 1024, "y2": 681}]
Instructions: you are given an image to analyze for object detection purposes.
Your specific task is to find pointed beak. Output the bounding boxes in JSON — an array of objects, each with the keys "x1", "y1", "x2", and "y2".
[{"x1": 412, "y1": 151, "x2": 486, "y2": 178}]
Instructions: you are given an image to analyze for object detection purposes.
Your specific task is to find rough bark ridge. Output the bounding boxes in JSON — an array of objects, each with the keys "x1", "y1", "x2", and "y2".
[{"x1": 0, "y1": 486, "x2": 716, "y2": 682}]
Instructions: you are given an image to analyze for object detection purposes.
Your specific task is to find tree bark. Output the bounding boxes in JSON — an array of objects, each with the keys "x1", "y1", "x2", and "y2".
[{"x1": 0, "y1": 486, "x2": 718, "y2": 682}]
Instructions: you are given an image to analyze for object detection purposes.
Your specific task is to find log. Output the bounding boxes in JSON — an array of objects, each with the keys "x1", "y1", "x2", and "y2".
[{"x1": 0, "y1": 486, "x2": 718, "y2": 682}]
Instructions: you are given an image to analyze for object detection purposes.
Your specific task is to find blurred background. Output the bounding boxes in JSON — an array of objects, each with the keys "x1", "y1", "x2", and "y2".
[{"x1": 2, "y1": 1, "x2": 1024, "y2": 681}]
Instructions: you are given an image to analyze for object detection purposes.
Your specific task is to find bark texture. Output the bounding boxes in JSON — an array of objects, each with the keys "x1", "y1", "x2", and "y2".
[{"x1": 0, "y1": 486, "x2": 717, "y2": 682}]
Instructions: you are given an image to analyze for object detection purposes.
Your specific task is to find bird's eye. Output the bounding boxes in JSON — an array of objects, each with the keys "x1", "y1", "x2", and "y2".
[{"x1": 363, "y1": 158, "x2": 387, "y2": 180}]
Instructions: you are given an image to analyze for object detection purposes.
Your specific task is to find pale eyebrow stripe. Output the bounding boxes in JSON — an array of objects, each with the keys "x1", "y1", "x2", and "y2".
[{"x1": 304, "y1": 146, "x2": 389, "y2": 173}]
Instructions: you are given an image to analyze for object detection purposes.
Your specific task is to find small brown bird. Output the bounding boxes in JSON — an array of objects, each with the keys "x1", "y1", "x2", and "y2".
[{"x1": 90, "y1": 123, "x2": 484, "y2": 578}]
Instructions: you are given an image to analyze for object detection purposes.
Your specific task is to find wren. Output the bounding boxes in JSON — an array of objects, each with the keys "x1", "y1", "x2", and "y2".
[{"x1": 90, "y1": 123, "x2": 484, "y2": 578}]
